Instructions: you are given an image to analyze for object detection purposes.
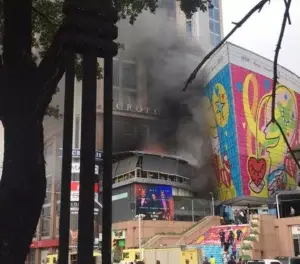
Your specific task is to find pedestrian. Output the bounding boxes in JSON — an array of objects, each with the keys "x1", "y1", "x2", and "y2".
[
  {"x1": 237, "y1": 258, "x2": 243, "y2": 264},
  {"x1": 228, "y1": 228, "x2": 234, "y2": 246},
  {"x1": 234, "y1": 209, "x2": 239, "y2": 224},
  {"x1": 203, "y1": 257, "x2": 210, "y2": 264},
  {"x1": 236, "y1": 228, "x2": 243, "y2": 241},
  {"x1": 210, "y1": 255, "x2": 216, "y2": 264},
  {"x1": 219, "y1": 228, "x2": 225, "y2": 247},
  {"x1": 228, "y1": 256, "x2": 236, "y2": 264},
  {"x1": 223, "y1": 252, "x2": 229, "y2": 264},
  {"x1": 232, "y1": 243, "x2": 237, "y2": 260},
  {"x1": 239, "y1": 210, "x2": 245, "y2": 224}
]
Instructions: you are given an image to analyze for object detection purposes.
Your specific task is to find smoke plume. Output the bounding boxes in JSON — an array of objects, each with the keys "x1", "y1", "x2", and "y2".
[{"x1": 116, "y1": 4, "x2": 215, "y2": 193}]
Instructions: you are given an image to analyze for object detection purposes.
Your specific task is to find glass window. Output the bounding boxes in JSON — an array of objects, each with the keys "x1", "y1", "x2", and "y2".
[
  {"x1": 213, "y1": 8, "x2": 219, "y2": 21},
  {"x1": 165, "y1": 0, "x2": 176, "y2": 18},
  {"x1": 41, "y1": 206, "x2": 51, "y2": 236},
  {"x1": 210, "y1": 32, "x2": 215, "y2": 46},
  {"x1": 215, "y1": 34, "x2": 221, "y2": 44},
  {"x1": 122, "y1": 62, "x2": 136, "y2": 89},
  {"x1": 186, "y1": 20, "x2": 192, "y2": 34},
  {"x1": 209, "y1": 8, "x2": 213, "y2": 18},
  {"x1": 123, "y1": 90, "x2": 137, "y2": 106},
  {"x1": 74, "y1": 115, "x2": 80, "y2": 149},
  {"x1": 209, "y1": 19, "x2": 214, "y2": 32},
  {"x1": 113, "y1": 88, "x2": 120, "y2": 102},
  {"x1": 214, "y1": 21, "x2": 220, "y2": 35},
  {"x1": 113, "y1": 59, "x2": 119, "y2": 87},
  {"x1": 212, "y1": 0, "x2": 219, "y2": 8}
]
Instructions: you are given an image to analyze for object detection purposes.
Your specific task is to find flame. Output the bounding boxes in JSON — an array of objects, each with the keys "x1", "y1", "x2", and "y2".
[{"x1": 143, "y1": 144, "x2": 166, "y2": 154}]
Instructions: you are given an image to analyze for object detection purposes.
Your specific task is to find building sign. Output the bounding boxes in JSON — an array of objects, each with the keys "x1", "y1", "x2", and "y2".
[
  {"x1": 97, "y1": 102, "x2": 159, "y2": 116},
  {"x1": 71, "y1": 162, "x2": 99, "y2": 174},
  {"x1": 70, "y1": 181, "x2": 99, "y2": 202},
  {"x1": 30, "y1": 239, "x2": 59, "y2": 249},
  {"x1": 292, "y1": 226, "x2": 300, "y2": 235},
  {"x1": 112, "y1": 230, "x2": 126, "y2": 240},
  {"x1": 69, "y1": 181, "x2": 101, "y2": 248},
  {"x1": 112, "y1": 192, "x2": 128, "y2": 201},
  {"x1": 59, "y1": 148, "x2": 103, "y2": 160}
]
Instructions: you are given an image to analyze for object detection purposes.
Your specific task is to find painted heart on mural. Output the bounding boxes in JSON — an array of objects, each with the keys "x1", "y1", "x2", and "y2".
[
  {"x1": 284, "y1": 156, "x2": 297, "y2": 179},
  {"x1": 247, "y1": 157, "x2": 267, "y2": 187}
]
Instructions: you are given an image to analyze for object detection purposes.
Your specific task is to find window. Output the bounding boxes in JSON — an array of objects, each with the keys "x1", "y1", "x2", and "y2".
[
  {"x1": 41, "y1": 206, "x2": 51, "y2": 237},
  {"x1": 213, "y1": 8, "x2": 219, "y2": 21},
  {"x1": 209, "y1": 8, "x2": 213, "y2": 18},
  {"x1": 74, "y1": 115, "x2": 80, "y2": 149},
  {"x1": 123, "y1": 90, "x2": 137, "y2": 106},
  {"x1": 214, "y1": 21, "x2": 220, "y2": 35},
  {"x1": 113, "y1": 88, "x2": 120, "y2": 102},
  {"x1": 165, "y1": 0, "x2": 176, "y2": 18},
  {"x1": 45, "y1": 176, "x2": 52, "y2": 204},
  {"x1": 186, "y1": 19, "x2": 192, "y2": 35},
  {"x1": 113, "y1": 59, "x2": 119, "y2": 87},
  {"x1": 122, "y1": 62, "x2": 136, "y2": 89},
  {"x1": 212, "y1": 0, "x2": 219, "y2": 9},
  {"x1": 209, "y1": 19, "x2": 214, "y2": 31},
  {"x1": 210, "y1": 32, "x2": 221, "y2": 47}
]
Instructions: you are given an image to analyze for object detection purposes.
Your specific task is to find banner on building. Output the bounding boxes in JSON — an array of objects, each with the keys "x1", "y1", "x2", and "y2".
[
  {"x1": 69, "y1": 181, "x2": 100, "y2": 248},
  {"x1": 135, "y1": 184, "x2": 174, "y2": 221},
  {"x1": 71, "y1": 162, "x2": 99, "y2": 174}
]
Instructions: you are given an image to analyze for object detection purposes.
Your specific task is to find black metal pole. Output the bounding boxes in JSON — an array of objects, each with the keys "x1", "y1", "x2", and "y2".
[
  {"x1": 58, "y1": 52, "x2": 75, "y2": 264},
  {"x1": 77, "y1": 51, "x2": 97, "y2": 264},
  {"x1": 101, "y1": 57, "x2": 113, "y2": 264}
]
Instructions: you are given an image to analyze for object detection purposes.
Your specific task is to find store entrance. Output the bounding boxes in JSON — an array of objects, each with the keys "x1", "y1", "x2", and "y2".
[{"x1": 293, "y1": 235, "x2": 300, "y2": 256}]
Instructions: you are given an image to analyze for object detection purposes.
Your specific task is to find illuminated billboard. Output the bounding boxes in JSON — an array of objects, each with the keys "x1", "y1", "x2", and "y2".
[{"x1": 135, "y1": 184, "x2": 174, "y2": 220}]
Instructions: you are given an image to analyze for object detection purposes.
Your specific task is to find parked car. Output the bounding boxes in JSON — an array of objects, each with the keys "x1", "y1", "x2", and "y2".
[{"x1": 276, "y1": 257, "x2": 300, "y2": 264}]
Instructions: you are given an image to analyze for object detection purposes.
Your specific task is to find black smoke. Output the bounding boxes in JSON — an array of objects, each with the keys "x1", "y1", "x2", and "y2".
[{"x1": 114, "y1": 3, "x2": 215, "y2": 193}]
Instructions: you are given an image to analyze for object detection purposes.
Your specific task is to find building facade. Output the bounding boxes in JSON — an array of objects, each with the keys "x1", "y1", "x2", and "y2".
[
  {"x1": 176, "y1": 0, "x2": 223, "y2": 48},
  {"x1": 203, "y1": 42, "x2": 300, "y2": 205},
  {"x1": 26, "y1": 1, "x2": 225, "y2": 263}
]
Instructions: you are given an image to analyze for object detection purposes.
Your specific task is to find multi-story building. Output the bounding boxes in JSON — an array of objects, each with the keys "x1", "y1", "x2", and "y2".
[
  {"x1": 202, "y1": 42, "x2": 300, "y2": 206},
  {"x1": 26, "y1": 1, "x2": 224, "y2": 263},
  {"x1": 175, "y1": 0, "x2": 223, "y2": 48}
]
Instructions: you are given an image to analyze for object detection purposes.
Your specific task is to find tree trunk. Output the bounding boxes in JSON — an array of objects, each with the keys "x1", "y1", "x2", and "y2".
[{"x1": 0, "y1": 117, "x2": 46, "y2": 264}]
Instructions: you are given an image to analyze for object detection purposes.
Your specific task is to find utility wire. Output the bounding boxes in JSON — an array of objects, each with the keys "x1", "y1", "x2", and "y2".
[{"x1": 183, "y1": 0, "x2": 271, "y2": 91}]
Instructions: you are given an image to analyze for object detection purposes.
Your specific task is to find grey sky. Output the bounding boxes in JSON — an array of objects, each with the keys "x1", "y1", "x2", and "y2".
[{"x1": 222, "y1": 0, "x2": 300, "y2": 76}]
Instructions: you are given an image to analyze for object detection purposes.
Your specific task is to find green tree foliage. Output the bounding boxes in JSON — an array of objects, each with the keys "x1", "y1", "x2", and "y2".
[{"x1": 3, "y1": 0, "x2": 210, "y2": 81}]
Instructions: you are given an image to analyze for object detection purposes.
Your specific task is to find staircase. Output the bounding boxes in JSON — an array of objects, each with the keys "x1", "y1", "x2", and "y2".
[
  {"x1": 142, "y1": 216, "x2": 220, "y2": 249},
  {"x1": 200, "y1": 244, "x2": 223, "y2": 264},
  {"x1": 191, "y1": 224, "x2": 250, "y2": 264},
  {"x1": 176, "y1": 216, "x2": 220, "y2": 245}
]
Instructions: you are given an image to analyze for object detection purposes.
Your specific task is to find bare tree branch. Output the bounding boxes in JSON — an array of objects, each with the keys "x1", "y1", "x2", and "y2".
[
  {"x1": 268, "y1": 0, "x2": 300, "y2": 170},
  {"x1": 271, "y1": 0, "x2": 291, "y2": 121},
  {"x1": 183, "y1": 0, "x2": 271, "y2": 91},
  {"x1": 32, "y1": 6, "x2": 59, "y2": 27}
]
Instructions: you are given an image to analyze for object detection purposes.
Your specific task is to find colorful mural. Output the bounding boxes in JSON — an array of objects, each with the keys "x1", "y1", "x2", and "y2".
[
  {"x1": 204, "y1": 65, "x2": 241, "y2": 201},
  {"x1": 231, "y1": 64, "x2": 300, "y2": 198},
  {"x1": 195, "y1": 224, "x2": 249, "y2": 245}
]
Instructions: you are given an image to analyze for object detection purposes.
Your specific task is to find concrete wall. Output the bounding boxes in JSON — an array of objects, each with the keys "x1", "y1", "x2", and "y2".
[
  {"x1": 110, "y1": 220, "x2": 193, "y2": 248},
  {"x1": 256, "y1": 215, "x2": 300, "y2": 257}
]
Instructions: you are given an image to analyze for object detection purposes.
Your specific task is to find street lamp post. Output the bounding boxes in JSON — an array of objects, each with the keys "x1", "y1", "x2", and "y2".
[
  {"x1": 209, "y1": 192, "x2": 215, "y2": 216},
  {"x1": 135, "y1": 214, "x2": 145, "y2": 248},
  {"x1": 276, "y1": 192, "x2": 281, "y2": 219}
]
